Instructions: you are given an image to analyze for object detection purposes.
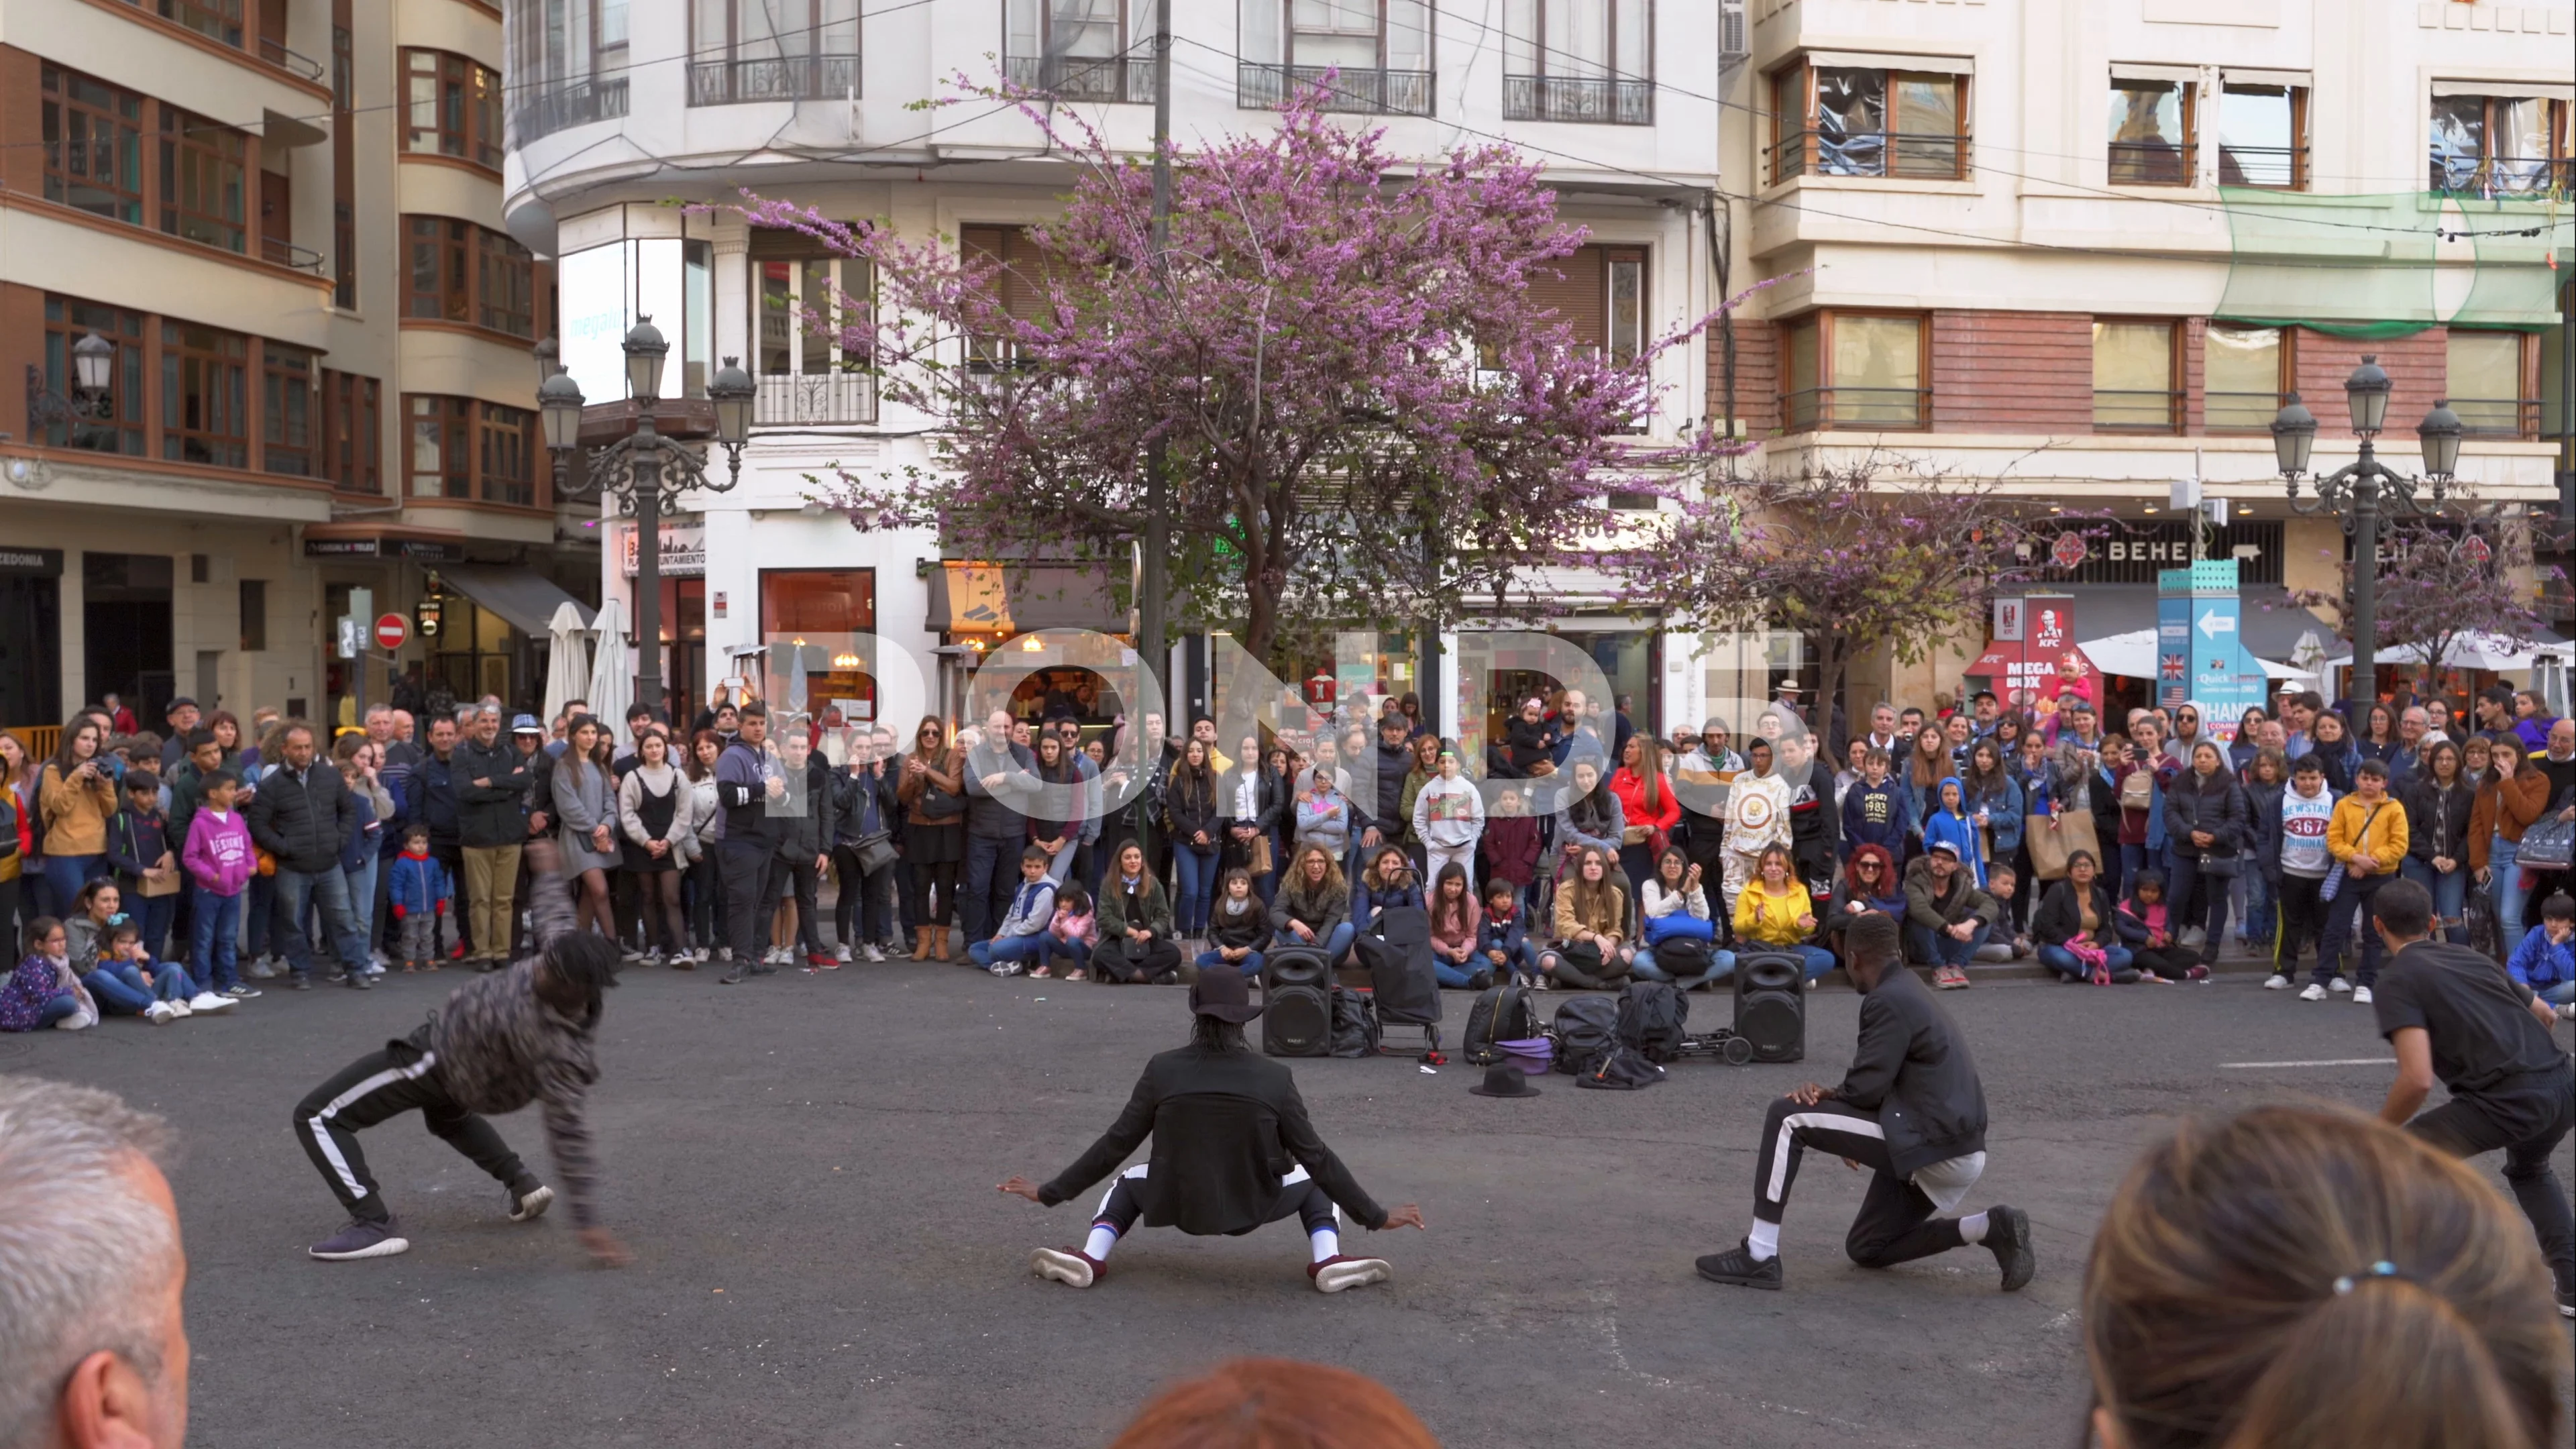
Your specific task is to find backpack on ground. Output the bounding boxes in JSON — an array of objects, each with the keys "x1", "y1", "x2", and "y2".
[
  {"x1": 1462, "y1": 983, "x2": 1536, "y2": 1066},
  {"x1": 1329, "y1": 985, "x2": 1380, "y2": 1059},
  {"x1": 1615, "y1": 980, "x2": 1690, "y2": 1063},
  {"x1": 1550, "y1": 996, "x2": 1619, "y2": 1077},
  {"x1": 1573, "y1": 1042, "x2": 1666, "y2": 1091},
  {"x1": 1650, "y1": 934, "x2": 1712, "y2": 979}
]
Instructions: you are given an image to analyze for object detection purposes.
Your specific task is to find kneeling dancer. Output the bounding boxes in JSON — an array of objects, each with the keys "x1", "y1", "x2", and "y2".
[
  {"x1": 294, "y1": 841, "x2": 631, "y2": 1265},
  {"x1": 998, "y1": 967, "x2": 1424, "y2": 1291},
  {"x1": 1697, "y1": 912, "x2": 2033, "y2": 1291}
]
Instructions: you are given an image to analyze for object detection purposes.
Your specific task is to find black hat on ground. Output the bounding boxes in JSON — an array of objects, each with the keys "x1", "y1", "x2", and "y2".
[
  {"x1": 1468, "y1": 1063, "x2": 1541, "y2": 1098},
  {"x1": 1189, "y1": 966, "x2": 1265, "y2": 1024}
]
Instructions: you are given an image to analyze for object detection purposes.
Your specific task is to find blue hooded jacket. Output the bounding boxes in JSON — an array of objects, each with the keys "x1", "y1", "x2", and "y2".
[{"x1": 1919, "y1": 776, "x2": 1986, "y2": 888}]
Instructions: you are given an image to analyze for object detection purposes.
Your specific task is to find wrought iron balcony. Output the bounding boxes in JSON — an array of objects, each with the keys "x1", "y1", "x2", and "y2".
[
  {"x1": 1237, "y1": 62, "x2": 1433, "y2": 117},
  {"x1": 1002, "y1": 53, "x2": 1154, "y2": 104},
  {"x1": 688, "y1": 53, "x2": 861, "y2": 107},
  {"x1": 753, "y1": 371, "x2": 876, "y2": 427},
  {"x1": 1502, "y1": 74, "x2": 1652, "y2": 125},
  {"x1": 511, "y1": 76, "x2": 629, "y2": 145}
]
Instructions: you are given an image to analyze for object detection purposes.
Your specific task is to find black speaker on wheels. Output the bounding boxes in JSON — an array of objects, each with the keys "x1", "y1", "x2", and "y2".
[
  {"x1": 1732, "y1": 951, "x2": 1807, "y2": 1063},
  {"x1": 1261, "y1": 947, "x2": 1332, "y2": 1057}
]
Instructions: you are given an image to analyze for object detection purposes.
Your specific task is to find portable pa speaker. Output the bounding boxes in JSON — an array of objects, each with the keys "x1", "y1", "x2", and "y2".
[
  {"x1": 1262, "y1": 948, "x2": 1332, "y2": 1057},
  {"x1": 1732, "y1": 951, "x2": 1807, "y2": 1063}
]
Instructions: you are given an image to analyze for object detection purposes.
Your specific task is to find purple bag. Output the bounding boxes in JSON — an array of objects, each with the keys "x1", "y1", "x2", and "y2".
[{"x1": 1497, "y1": 1037, "x2": 1553, "y2": 1075}]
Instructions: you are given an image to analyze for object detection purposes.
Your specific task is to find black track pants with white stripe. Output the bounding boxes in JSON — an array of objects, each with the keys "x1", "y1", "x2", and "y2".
[
  {"x1": 293, "y1": 1042, "x2": 536, "y2": 1224},
  {"x1": 1748, "y1": 1095, "x2": 1967, "y2": 1268}
]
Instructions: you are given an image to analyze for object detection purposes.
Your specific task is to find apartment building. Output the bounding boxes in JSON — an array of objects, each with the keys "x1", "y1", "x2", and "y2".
[
  {"x1": 1701, "y1": 0, "x2": 2572, "y2": 719},
  {"x1": 0, "y1": 0, "x2": 596, "y2": 736},
  {"x1": 500, "y1": 0, "x2": 1729, "y2": 733}
]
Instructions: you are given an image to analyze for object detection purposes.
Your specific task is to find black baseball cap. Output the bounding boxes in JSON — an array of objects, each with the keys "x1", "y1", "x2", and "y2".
[{"x1": 1189, "y1": 967, "x2": 1265, "y2": 1024}]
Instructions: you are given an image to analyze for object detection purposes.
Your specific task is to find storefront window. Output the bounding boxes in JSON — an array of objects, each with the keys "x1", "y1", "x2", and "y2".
[{"x1": 759, "y1": 569, "x2": 877, "y2": 722}]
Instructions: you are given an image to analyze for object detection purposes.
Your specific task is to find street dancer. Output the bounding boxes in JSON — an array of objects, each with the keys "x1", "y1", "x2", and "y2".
[
  {"x1": 292, "y1": 840, "x2": 633, "y2": 1265},
  {"x1": 1696, "y1": 912, "x2": 2034, "y2": 1292},
  {"x1": 997, "y1": 967, "x2": 1424, "y2": 1292}
]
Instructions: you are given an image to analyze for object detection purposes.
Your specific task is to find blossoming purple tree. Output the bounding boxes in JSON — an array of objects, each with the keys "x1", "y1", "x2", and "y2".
[
  {"x1": 2286, "y1": 516, "x2": 2559, "y2": 686},
  {"x1": 718, "y1": 87, "x2": 1724, "y2": 665}
]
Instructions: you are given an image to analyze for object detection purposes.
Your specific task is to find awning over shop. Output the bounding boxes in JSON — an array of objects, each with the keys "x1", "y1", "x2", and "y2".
[
  {"x1": 2082, "y1": 629, "x2": 2312, "y2": 682},
  {"x1": 2320, "y1": 629, "x2": 2573, "y2": 672},
  {"x1": 435, "y1": 564, "x2": 596, "y2": 637},
  {"x1": 2059, "y1": 586, "x2": 2335, "y2": 667},
  {"x1": 924, "y1": 561, "x2": 1124, "y2": 636}
]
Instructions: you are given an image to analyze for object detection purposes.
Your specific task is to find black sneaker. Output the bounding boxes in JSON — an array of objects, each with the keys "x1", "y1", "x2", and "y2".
[
  {"x1": 344, "y1": 969, "x2": 373, "y2": 990},
  {"x1": 1986, "y1": 1205, "x2": 2035, "y2": 1291},
  {"x1": 1695, "y1": 1240, "x2": 1782, "y2": 1290},
  {"x1": 288, "y1": 973, "x2": 313, "y2": 991},
  {"x1": 223, "y1": 984, "x2": 262, "y2": 999},
  {"x1": 507, "y1": 1184, "x2": 554, "y2": 1222},
  {"x1": 309, "y1": 1215, "x2": 409, "y2": 1260},
  {"x1": 718, "y1": 967, "x2": 749, "y2": 985},
  {"x1": 747, "y1": 961, "x2": 777, "y2": 977}
]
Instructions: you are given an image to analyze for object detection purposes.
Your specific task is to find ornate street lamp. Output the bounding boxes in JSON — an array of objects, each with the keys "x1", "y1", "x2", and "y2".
[
  {"x1": 2272, "y1": 354, "x2": 2478, "y2": 710},
  {"x1": 22, "y1": 331, "x2": 118, "y2": 445},
  {"x1": 540, "y1": 319, "x2": 756, "y2": 720}
]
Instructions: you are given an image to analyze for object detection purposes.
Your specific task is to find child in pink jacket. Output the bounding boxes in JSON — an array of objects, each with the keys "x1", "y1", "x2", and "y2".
[
  {"x1": 181, "y1": 770, "x2": 257, "y2": 996},
  {"x1": 1041, "y1": 884, "x2": 1097, "y2": 981}
]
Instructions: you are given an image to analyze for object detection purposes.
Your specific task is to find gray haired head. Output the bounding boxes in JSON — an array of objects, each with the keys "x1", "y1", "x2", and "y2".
[{"x1": 0, "y1": 1075, "x2": 180, "y2": 1447}]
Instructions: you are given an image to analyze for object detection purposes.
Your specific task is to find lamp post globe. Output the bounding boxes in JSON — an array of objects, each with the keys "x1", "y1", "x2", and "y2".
[
  {"x1": 538, "y1": 368, "x2": 586, "y2": 453},
  {"x1": 2343, "y1": 354, "x2": 2392, "y2": 434},
  {"x1": 533, "y1": 336, "x2": 558, "y2": 390},
  {"x1": 2416, "y1": 399, "x2": 2463, "y2": 479},
  {"x1": 69, "y1": 331, "x2": 114, "y2": 396},
  {"x1": 708, "y1": 356, "x2": 755, "y2": 447},
  {"x1": 623, "y1": 317, "x2": 669, "y2": 403},
  {"x1": 2270, "y1": 392, "x2": 2318, "y2": 480}
]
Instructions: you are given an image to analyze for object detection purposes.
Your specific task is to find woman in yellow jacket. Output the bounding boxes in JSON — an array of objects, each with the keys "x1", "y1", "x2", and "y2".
[
  {"x1": 1540, "y1": 845, "x2": 1631, "y2": 990},
  {"x1": 1733, "y1": 843, "x2": 1837, "y2": 983},
  {"x1": 36, "y1": 716, "x2": 118, "y2": 918}
]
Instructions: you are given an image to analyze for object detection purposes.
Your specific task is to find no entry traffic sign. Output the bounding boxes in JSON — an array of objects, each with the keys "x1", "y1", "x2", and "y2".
[{"x1": 374, "y1": 613, "x2": 411, "y2": 651}]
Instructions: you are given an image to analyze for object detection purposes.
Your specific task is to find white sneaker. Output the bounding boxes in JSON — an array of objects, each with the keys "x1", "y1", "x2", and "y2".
[
  {"x1": 146, "y1": 1001, "x2": 176, "y2": 1024},
  {"x1": 164, "y1": 998, "x2": 192, "y2": 1018},
  {"x1": 2263, "y1": 973, "x2": 2290, "y2": 990},
  {"x1": 2352, "y1": 986, "x2": 2373, "y2": 1006},
  {"x1": 2298, "y1": 983, "x2": 2327, "y2": 1002},
  {"x1": 2328, "y1": 977, "x2": 2352, "y2": 994},
  {"x1": 835, "y1": 943, "x2": 853, "y2": 963},
  {"x1": 862, "y1": 943, "x2": 885, "y2": 963},
  {"x1": 187, "y1": 992, "x2": 236, "y2": 1013}
]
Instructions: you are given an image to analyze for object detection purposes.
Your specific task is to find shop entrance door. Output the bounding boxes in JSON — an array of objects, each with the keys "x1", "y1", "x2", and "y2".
[{"x1": 83, "y1": 553, "x2": 174, "y2": 724}]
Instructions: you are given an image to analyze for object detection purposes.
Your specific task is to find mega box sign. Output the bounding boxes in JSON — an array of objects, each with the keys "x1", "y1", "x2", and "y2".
[{"x1": 1969, "y1": 594, "x2": 2078, "y2": 704}]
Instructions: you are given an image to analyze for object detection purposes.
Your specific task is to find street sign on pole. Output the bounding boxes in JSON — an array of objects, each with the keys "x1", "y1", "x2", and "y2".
[{"x1": 374, "y1": 613, "x2": 410, "y2": 651}]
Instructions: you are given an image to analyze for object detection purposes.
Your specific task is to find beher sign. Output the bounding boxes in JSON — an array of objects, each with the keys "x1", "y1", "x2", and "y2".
[{"x1": 620, "y1": 522, "x2": 706, "y2": 578}]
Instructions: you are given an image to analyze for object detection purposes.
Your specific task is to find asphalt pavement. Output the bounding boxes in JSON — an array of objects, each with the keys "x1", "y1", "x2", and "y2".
[{"x1": 7, "y1": 957, "x2": 2570, "y2": 1448}]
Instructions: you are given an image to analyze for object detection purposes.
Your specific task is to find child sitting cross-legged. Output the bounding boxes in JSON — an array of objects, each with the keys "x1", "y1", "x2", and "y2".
[
  {"x1": 2504, "y1": 891, "x2": 2576, "y2": 1018},
  {"x1": 1040, "y1": 883, "x2": 1096, "y2": 982},
  {"x1": 1197, "y1": 868, "x2": 1269, "y2": 981},
  {"x1": 969, "y1": 847, "x2": 1057, "y2": 978}
]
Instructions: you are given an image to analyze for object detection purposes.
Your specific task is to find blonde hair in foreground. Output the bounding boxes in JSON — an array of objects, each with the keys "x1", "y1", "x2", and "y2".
[
  {"x1": 1108, "y1": 1357, "x2": 1438, "y2": 1449},
  {"x1": 2082, "y1": 1104, "x2": 2564, "y2": 1449}
]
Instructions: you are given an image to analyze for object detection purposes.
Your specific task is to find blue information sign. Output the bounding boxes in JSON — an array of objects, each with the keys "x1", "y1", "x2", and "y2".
[{"x1": 2156, "y1": 562, "x2": 2269, "y2": 739}]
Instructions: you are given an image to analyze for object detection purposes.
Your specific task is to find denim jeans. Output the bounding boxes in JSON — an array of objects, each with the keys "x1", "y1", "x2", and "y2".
[
  {"x1": 1196, "y1": 947, "x2": 1267, "y2": 979},
  {"x1": 2165, "y1": 854, "x2": 2234, "y2": 961},
  {"x1": 128, "y1": 890, "x2": 178, "y2": 962},
  {"x1": 189, "y1": 885, "x2": 243, "y2": 991},
  {"x1": 2489, "y1": 835, "x2": 2529, "y2": 945},
  {"x1": 1173, "y1": 846, "x2": 1219, "y2": 935},
  {"x1": 967, "y1": 932, "x2": 1053, "y2": 970},
  {"x1": 2241, "y1": 869, "x2": 2278, "y2": 953},
  {"x1": 38, "y1": 853, "x2": 105, "y2": 919},
  {"x1": 2537, "y1": 980, "x2": 2576, "y2": 1006},
  {"x1": 2037, "y1": 942, "x2": 2135, "y2": 981},
  {"x1": 82, "y1": 962, "x2": 192, "y2": 1013},
  {"x1": 961, "y1": 833, "x2": 1022, "y2": 945},
  {"x1": 2318, "y1": 874, "x2": 2390, "y2": 988},
  {"x1": 272, "y1": 867, "x2": 370, "y2": 979},
  {"x1": 1906, "y1": 920, "x2": 1990, "y2": 968},
  {"x1": 1045, "y1": 934, "x2": 1094, "y2": 973},
  {"x1": 1272, "y1": 922, "x2": 1356, "y2": 965},
  {"x1": 1631, "y1": 943, "x2": 1737, "y2": 989},
  {"x1": 2400, "y1": 857, "x2": 2470, "y2": 944}
]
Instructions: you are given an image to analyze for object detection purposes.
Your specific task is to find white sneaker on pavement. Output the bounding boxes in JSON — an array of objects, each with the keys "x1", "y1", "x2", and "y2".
[
  {"x1": 2263, "y1": 973, "x2": 2290, "y2": 990},
  {"x1": 146, "y1": 1001, "x2": 176, "y2": 1024},
  {"x1": 186, "y1": 992, "x2": 236, "y2": 1013},
  {"x1": 862, "y1": 943, "x2": 885, "y2": 962},
  {"x1": 2328, "y1": 977, "x2": 2352, "y2": 994},
  {"x1": 835, "y1": 943, "x2": 853, "y2": 963},
  {"x1": 2298, "y1": 983, "x2": 2327, "y2": 1002},
  {"x1": 2352, "y1": 986, "x2": 2374, "y2": 1005}
]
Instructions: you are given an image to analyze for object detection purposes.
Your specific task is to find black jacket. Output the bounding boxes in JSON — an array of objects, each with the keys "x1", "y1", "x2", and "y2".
[
  {"x1": 453, "y1": 737, "x2": 533, "y2": 848},
  {"x1": 963, "y1": 739, "x2": 1040, "y2": 840},
  {"x1": 832, "y1": 763, "x2": 898, "y2": 848},
  {"x1": 1216, "y1": 764, "x2": 1287, "y2": 838},
  {"x1": 1163, "y1": 769, "x2": 1222, "y2": 851},
  {"x1": 1037, "y1": 1042, "x2": 1387, "y2": 1234},
  {"x1": 248, "y1": 761, "x2": 359, "y2": 874},
  {"x1": 412, "y1": 749, "x2": 462, "y2": 849},
  {"x1": 2030, "y1": 878, "x2": 2118, "y2": 950},
  {"x1": 775, "y1": 755, "x2": 836, "y2": 862},
  {"x1": 2162, "y1": 766, "x2": 2249, "y2": 861},
  {"x1": 1785, "y1": 759, "x2": 1841, "y2": 869},
  {"x1": 1834, "y1": 966, "x2": 1988, "y2": 1179},
  {"x1": 2402, "y1": 775, "x2": 2475, "y2": 866}
]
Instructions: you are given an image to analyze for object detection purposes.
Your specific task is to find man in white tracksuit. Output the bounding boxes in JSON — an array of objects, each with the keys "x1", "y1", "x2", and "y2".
[
  {"x1": 1411, "y1": 749, "x2": 1487, "y2": 892},
  {"x1": 1723, "y1": 742, "x2": 1792, "y2": 916}
]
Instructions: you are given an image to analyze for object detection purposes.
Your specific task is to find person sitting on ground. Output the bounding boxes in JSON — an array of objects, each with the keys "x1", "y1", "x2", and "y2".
[
  {"x1": 1350, "y1": 845, "x2": 1424, "y2": 943},
  {"x1": 1, "y1": 917, "x2": 90, "y2": 1032},
  {"x1": 2504, "y1": 892, "x2": 2576, "y2": 1016},
  {"x1": 87, "y1": 921, "x2": 228, "y2": 1024},
  {"x1": 1695, "y1": 912, "x2": 2032, "y2": 1295},
  {"x1": 1269, "y1": 843, "x2": 1354, "y2": 965},
  {"x1": 1040, "y1": 883, "x2": 1095, "y2": 981},
  {"x1": 2033, "y1": 851, "x2": 2133, "y2": 985},
  {"x1": 1540, "y1": 844, "x2": 1631, "y2": 990},
  {"x1": 1106, "y1": 1358, "x2": 1438, "y2": 1449},
  {"x1": 1635, "y1": 845, "x2": 1731, "y2": 990},
  {"x1": 969, "y1": 847, "x2": 1059, "y2": 978},
  {"x1": 1824, "y1": 843, "x2": 1907, "y2": 961},
  {"x1": 1734, "y1": 842, "x2": 1836, "y2": 985},
  {"x1": 1975, "y1": 865, "x2": 2031, "y2": 961},
  {"x1": 1902, "y1": 840, "x2": 1996, "y2": 989},
  {"x1": 1093, "y1": 840, "x2": 1183, "y2": 985},
  {"x1": 1198, "y1": 868, "x2": 1269, "y2": 981},
  {"x1": 0, "y1": 1075, "x2": 193, "y2": 1449},
  {"x1": 1474, "y1": 876, "x2": 1535, "y2": 989},
  {"x1": 1422, "y1": 862, "x2": 1486, "y2": 989},
  {"x1": 2086, "y1": 1104, "x2": 2569, "y2": 1449},
  {"x1": 998, "y1": 969, "x2": 1425, "y2": 1293},
  {"x1": 2114, "y1": 868, "x2": 2198, "y2": 983}
]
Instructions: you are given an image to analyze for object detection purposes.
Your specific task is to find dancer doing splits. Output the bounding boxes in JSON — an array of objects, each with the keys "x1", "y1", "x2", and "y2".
[
  {"x1": 998, "y1": 967, "x2": 1424, "y2": 1291},
  {"x1": 294, "y1": 839, "x2": 632, "y2": 1265},
  {"x1": 1697, "y1": 911, "x2": 2035, "y2": 1291}
]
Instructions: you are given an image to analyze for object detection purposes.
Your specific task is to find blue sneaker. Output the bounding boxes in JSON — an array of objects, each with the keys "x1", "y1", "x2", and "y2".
[{"x1": 309, "y1": 1216, "x2": 409, "y2": 1261}]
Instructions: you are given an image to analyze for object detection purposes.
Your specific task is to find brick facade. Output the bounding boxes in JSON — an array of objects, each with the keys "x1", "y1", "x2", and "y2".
[
  {"x1": 1929, "y1": 310, "x2": 2093, "y2": 433},
  {"x1": 2290, "y1": 327, "x2": 2448, "y2": 437},
  {"x1": 1706, "y1": 315, "x2": 1780, "y2": 438}
]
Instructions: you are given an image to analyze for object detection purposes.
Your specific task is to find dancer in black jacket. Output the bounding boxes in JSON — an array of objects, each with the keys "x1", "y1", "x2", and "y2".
[
  {"x1": 1697, "y1": 911, "x2": 2034, "y2": 1291},
  {"x1": 998, "y1": 968, "x2": 1424, "y2": 1292}
]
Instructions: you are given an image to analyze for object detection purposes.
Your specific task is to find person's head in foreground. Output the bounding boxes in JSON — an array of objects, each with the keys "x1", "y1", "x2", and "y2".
[
  {"x1": 1108, "y1": 1357, "x2": 1437, "y2": 1449},
  {"x1": 2084, "y1": 1104, "x2": 2565, "y2": 1449},
  {"x1": 0, "y1": 1075, "x2": 187, "y2": 1449}
]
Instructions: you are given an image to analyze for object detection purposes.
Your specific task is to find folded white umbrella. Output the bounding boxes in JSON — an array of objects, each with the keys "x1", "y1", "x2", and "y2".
[
  {"x1": 542, "y1": 601, "x2": 591, "y2": 727},
  {"x1": 586, "y1": 595, "x2": 632, "y2": 746}
]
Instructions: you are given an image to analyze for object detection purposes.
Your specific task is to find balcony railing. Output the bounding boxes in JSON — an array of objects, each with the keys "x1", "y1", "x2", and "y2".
[
  {"x1": 2204, "y1": 390, "x2": 2290, "y2": 432},
  {"x1": 2092, "y1": 389, "x2": 2184, "y2": 433},
  {"x1": 511, "y1": 76, "x2": 629, "y2": 145},
  {"x1": 260, "y1": 235, "x2": 326, "y2": 272},
  {"x1": 2216, "y1": 144, "x2": 2307, "y2": 190},
  {"x1": 1002, "y1": 53, "x2": 1154, "y2": 103},
  {"x1": 1781, "y1": 386, "x2": 1931, "y2": 431},
  {"x1": 256, "y1": 36, "x2": 326, "y2": 81},
  {"x1": 1770, "y1": 129, "x2": 1970, "y2": 182},
  {"x1": 2108, "y1": 140, "x2": 2193, "y2": 186},
  {"x1": 2427, "y1": 155, "x2": 2575, "y2": 198},
  {"x1": 2451, "y1": 396, "x2": 2540, "y2": 439},
  {"x1": 1501, "y1": 74, "x2": 1653, "y2": 125},
  {"x1": 688, "y1": 53, "x2": 861, "y2": 107},
  {"x1": 1238, "y1": 62, "x2": 1434, "y2": 117},
  {"x1": 754, "y1": 372, "x2": 877, "y2": 427}
]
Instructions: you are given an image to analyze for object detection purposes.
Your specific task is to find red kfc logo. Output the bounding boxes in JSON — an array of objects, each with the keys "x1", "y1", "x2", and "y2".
[{"x1": 2033, "y1": 608, "x2": 2067, "y2": 650}]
